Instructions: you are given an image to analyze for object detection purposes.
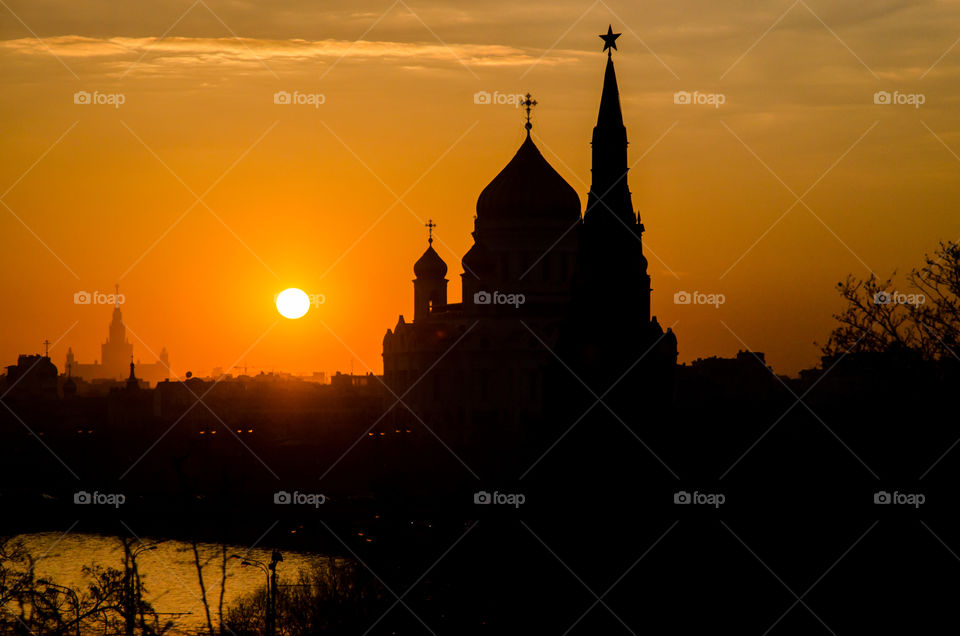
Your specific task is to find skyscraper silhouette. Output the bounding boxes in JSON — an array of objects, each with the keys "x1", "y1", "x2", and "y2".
[{"x1": 65, "y1": 290, "x2": 170, "y2": 385}]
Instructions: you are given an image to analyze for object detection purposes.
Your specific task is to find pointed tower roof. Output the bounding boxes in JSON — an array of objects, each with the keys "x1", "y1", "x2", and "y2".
[
  {"x1": 597, "y1": 24, "x2": 624, "y2": 129},
  {"x1": 586, "y1": 25, "x2": 634, "y2": 226},
  {"x1": 597, "y1": 53, "x2": 625, "y2": 130}
]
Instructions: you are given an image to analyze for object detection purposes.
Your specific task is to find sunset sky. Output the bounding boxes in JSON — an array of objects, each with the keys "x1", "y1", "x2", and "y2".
[{"x1": 2, "y1": 0, "x2": 960, "y2": 377}]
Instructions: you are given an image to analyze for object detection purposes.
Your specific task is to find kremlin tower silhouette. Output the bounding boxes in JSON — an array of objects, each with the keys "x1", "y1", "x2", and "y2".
[{"x1": 559, "y1": 25, "x2": 678, "y2": 409}]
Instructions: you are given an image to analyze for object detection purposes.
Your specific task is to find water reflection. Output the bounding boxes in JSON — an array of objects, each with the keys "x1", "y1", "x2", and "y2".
[{"x1": 14, "y1": 532, "x2": 320, "y2": 633}]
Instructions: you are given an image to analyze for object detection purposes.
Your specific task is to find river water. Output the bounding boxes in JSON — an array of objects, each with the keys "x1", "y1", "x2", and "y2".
[{"x1": 12, "y1": 532, "x2": 322, "y2": 633}]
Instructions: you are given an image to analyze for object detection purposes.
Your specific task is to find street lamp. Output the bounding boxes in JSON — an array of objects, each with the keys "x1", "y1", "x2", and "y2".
[
  {"x1": 133, "y1": 544, "x2": 159, "y2": 557},
  {"x1": 231, "y1": 555, "x2": 271, "y2": 634},
  {"x1": 38, "y1": 579, "x2": 80, "y2": 636},
  {"x1": 268, "y1": 550, "x2": 283, "y2": 636},
  {"x1": 231, "y1": 552, "x2": 282, "y2": 636}
]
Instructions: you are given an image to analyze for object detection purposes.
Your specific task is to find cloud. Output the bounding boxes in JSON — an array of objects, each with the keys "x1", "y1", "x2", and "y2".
[{"x1": 0, "y1": 34, "x2": 582, "y2": 73}]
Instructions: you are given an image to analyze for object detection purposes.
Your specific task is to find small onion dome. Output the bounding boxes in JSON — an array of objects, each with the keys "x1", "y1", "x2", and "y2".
[
  {"x1": 476, "y1": 134, "x2": 581, "y2": 222},
  {"x1": 414, "y1": 245, "x2": 447, "y2": 279}
]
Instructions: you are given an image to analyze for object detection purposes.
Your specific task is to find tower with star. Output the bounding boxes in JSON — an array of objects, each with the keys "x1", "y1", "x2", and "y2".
[{"x1": 557, "y1": 25, "x2": 678, "y2": 412}]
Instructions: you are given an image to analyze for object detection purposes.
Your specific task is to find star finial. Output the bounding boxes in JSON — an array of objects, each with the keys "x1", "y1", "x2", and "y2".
[
  {"x1": 600, "y1": 25, "x2": 621, "y2": 56},
  {"x1": 425, "y1": 219, "x2": 436, "y2": 244},
  {"x1": 522, "y1": 93, "x2": 537, "y2": 132}
]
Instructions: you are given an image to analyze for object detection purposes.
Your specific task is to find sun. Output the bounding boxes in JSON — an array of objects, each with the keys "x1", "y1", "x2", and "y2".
[{"x1": 276, "y1": 288, "x2": 310, "y2": 319}]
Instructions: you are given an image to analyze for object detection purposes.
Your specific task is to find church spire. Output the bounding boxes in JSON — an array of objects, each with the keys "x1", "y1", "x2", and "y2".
[
  {"x1": 597, "y1": 48, "x2": 624, "y2": 131},
  {"x1": 586, "y1": 25, "x2": 633, "y2": 227},
  {"x1": 126, "y1": 357, "x2": 139, "y2": 390},
  {"x1": 108, "y1": 295, "x2": 126, "y2": 344}
]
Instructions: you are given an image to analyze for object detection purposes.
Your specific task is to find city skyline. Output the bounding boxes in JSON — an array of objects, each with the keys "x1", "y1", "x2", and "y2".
[
  {"x1": 4, "y1": 6, "x2": 960, "y2": 633},
  {"x1": 3, "y1": 0, "x2": 960, "y2": 377}
]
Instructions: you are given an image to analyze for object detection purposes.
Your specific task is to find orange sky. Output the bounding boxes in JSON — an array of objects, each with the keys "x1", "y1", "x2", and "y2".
[{"x1": 2, "y1": 0, "x2": 960, "y2": 377}]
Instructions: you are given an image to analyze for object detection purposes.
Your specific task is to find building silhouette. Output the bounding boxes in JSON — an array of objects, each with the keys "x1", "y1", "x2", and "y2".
[
  {"x1": 65, "y1": 295, "x2": 170, "y2": 386},
  {"x1": 3, "y1": 354, "x2": 59, "y2": 400},
  {"x1": 382, "y1": 29, "x2": 677, "y2": 447}
]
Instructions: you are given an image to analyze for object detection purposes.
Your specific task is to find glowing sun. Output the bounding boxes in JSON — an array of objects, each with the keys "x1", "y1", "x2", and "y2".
[{"x1": 276, "y1": 288, "x2": 310, "y2": 319}]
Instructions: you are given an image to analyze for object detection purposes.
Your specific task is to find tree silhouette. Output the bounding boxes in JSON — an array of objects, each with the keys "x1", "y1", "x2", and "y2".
[{"x1": 823, "y1": 241, "x2": 960, "y2": 360}]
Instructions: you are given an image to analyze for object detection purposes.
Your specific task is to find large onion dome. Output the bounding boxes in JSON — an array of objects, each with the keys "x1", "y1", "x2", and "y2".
[{"x1": 476, "y1": 133, "x2": 581, "y2": 222}]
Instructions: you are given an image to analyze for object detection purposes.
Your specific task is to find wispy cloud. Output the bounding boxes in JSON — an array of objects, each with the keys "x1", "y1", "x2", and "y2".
[{"x1": 0, "y1": 35, "x2": 582, "y2": 70}]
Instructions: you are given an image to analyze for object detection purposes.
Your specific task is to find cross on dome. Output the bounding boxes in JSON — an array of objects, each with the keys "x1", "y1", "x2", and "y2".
[{"x1": 522, "y1": 93, "x2": 537, "y2": 132}]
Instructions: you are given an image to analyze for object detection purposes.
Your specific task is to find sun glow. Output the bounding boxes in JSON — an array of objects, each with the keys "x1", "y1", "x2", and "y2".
[{"x1": 276, "y1": 288, "x2": 310, "y2": 319}]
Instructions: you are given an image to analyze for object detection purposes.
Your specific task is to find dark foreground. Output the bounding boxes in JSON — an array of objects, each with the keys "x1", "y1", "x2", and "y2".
[{"x1": 2, "y1": 358, "x2": 959, "y2": 633}]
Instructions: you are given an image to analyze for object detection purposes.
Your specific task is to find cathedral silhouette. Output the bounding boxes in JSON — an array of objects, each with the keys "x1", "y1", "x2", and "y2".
[{"x1": 382, "y1": 28, "x2": 677, "y2": 448}]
